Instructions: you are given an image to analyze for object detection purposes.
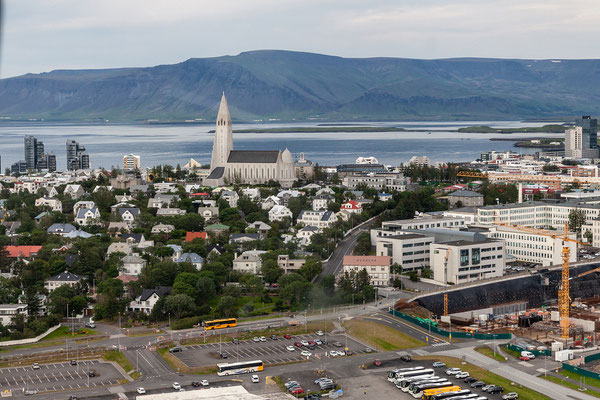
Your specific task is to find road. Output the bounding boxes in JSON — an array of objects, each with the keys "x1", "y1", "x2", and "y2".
[{"x1": 316, "y1": 218, "x2": 377, "y2": 282}]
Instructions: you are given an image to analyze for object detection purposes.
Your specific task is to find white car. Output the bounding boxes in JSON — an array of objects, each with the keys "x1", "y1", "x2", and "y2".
[
  {"x1": 329, "y1": 351, "x2": 340, "y2": 357},
  {"x1": 251, "y1": 374, "x2": 259, "y2": 383},
  {"x1": 259, "y1": 336, "x2": 267, "y2": 342},
  {"x1": 445, "y1": 368, "x2": 461, "y2": 375},
  {"x1": 32, "y1": 363, "x2": 40, "y2": 370},
  {"x1": 315, "y1": 339, "x2": 323, "y2": 345},
  {"x1": 316, "y1": 330, "x2": 324, "y2": 336},
  {"x1": 301, "y1": 350, "x2": 312, "y2": 357},
  {"x1": 201, "y1": 380, "x2": 209, "y2": 386},
  {"x1": 286, "y1": 345, "x2": 295, "y2": 351},
  {"x1": 137, "y1": 388, "x2": 146, "y2": 394},
  {"x1": 252, "y1": 337, "x2": 260, "y2": 342},
  {"x1": 455, "y1": 371, "x2": 470, "y2": 379},
  {"x1": 300, "y1": 340, "x2": 309, "y2": 346},
  {"x1": 172, "y1": 382, "x2": 181, "y2": 390}
]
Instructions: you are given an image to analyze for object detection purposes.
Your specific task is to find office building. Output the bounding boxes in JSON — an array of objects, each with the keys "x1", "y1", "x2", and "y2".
[
  {"x1": 370, "y1": 215, "x2": 466, "y2": 245},
  {"x1": 123, "y1": 154, "x2": 141, "y2": 170},
  {"x1": 375, "y1": 232, "x2": 433, "y2": 272},
  {"x1": 342, "y1": 255, "x2": 391, "y2": 286},
  {"x1": 565, "y1": 116, "x2": 599, "y2": 159},
  {"x1": 66, "y1": 140, "x2": 90, "y2": 170},
  {"x1": 24, "y1": 135, "x2": 38, "y2": 170}
]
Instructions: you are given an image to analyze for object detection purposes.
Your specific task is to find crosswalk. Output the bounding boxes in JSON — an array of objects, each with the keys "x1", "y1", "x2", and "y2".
[{"x1": 430, "y1": 342, "x2": 451, "y2": 347}]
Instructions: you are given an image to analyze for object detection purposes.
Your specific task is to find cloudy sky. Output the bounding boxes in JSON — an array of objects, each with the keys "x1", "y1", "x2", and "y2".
[{"x1": 2, "y1": 0, "x2": 598, "y2": 77}]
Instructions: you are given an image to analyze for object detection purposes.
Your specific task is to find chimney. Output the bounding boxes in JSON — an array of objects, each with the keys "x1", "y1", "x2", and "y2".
[{"x1": 518, "y1": 183, "x2": 523, "y2": 203}]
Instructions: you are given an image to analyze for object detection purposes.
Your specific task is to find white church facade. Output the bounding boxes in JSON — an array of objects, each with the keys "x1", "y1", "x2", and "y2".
[{"x1": 204, "y1": 94, "x2": 296, "y2": 188}]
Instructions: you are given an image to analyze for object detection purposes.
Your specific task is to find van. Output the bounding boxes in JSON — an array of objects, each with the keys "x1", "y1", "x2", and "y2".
[{"x1": 521, "y1": 351, "x2": 535, "y2": 359}]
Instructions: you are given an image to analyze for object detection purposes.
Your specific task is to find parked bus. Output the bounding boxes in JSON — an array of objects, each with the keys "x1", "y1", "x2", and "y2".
[
  {"x1": 392, "y1": 368, "x2": 434, "y2": 383},
  {"x1": 216, "y1": 360, "x2": 263, "y2": 376},
  {"x1": 430, "y1": 389, "x2": 472, "y2": 399},
  {"x1": 443, "y1": 394, "x2": 482, "y2": 400},
  {"x1": 408, "y1": 379, "x2": 448, "y2": 393},
  {"x1": 203, "y1": 318, "x2": 237, "y2": 330},
  {"x1": 397, "y1": 375, "x2": 439, "y2": 391},
  {"x1": 421, "y1": 386, "x2": 464, "y2": 400},
  {"x1": 411, "y1": 382, "x2": 456, "y2": 398},
  {"x1": 387, "y1": 367, "x2": 425, "y2": 382}
]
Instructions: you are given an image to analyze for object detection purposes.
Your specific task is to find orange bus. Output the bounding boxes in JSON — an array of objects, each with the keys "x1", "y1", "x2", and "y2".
[{"x1": 202, "y1": 318, "x2": 237, "y2": 330}]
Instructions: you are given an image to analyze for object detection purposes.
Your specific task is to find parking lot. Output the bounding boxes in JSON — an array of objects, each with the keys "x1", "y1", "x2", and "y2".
[
  {"x1": 174, "y1": 333, "x2": 374, "y2": 368},
  {"x1": 0, "y1": 360, "x2": 126, "y2": 394}
]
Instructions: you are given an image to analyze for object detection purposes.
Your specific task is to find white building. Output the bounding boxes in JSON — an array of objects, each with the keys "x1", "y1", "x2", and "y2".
[
  {"x1": 297, "y1": 210, "x2": 338, "y2": 231},
  {"x1": 35, "y1": 197, "x2": 62, "y2": 212},
  {"x1": 342, "y1": 255, "x2": 391, "y2": 287},
  {"x1": 430, "y1": 239, "x2": 505, "y2": 284},
  {"x1": 370, "y1": 215, "x2": 466, "y2": 245},
  {"x1": 268, "y1": 205, "x2": 293, "y2": 222},
  {"x1": 312, "y1": 194, "x2": 334, "y2": 211},
  {"x1": 156, "y1": 208, "x2": 187, "y2": 217},
  {"x1": 565, "y1": 116, "x2": 599, "y2": 159},
  {"x1": 221, "y1": 190, "x2": 239, "y2": 207},
  {"x1": 75, "y1": 207, "x2": 101, "y2": 226},
  {"x1": 123, "y1": 154, "x2": 141, "y2": 170},
  {"x1": 63, "y1": 184, "x2": 85, "y2": 199},
  {"x1": 277, "y1": 255, "x2": 306, "y2": 274},
  {"x1": 129, "y1": 286, "x2": 171, "y2": 314},
  {"x1": 0, "y1": 304, "x2": 28, "y2": 326},
  {"x1": 340, "y1": 200, "x2": 362, "y2": 214},
  {"x1": 355, "y1": 156, "x2": 379, "y2": 165},
  {"x1": 296, "y1": 225, "x2": 319, "y2": 247},
  {"x1": 151, "y1": 223, "x2": 175, "y2": 235},
  {"x1": 408, "y1": 155, "x2": 431, "y2": 167},
  {"x1": 44, "y1": 271, "x2": 84, "y2": 293},
  {"x1": 375, "y1": 232, "x2": 433, "y2": 272},
  {"x1": 233, "y1": 250, "x2": 267, "y2": 275},
  {"x1": 121, "y1": 254, "x2": 147, "y2": 276},
  {"x1": 148, "y1": 194, "x2": 180, "y2": 209}
]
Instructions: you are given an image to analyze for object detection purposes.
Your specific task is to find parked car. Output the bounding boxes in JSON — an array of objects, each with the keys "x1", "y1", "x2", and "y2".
[
  {"x1": 85, "y1": 322, "x2": 96, "y2": 328},
  {"x1": 192, "y1": 381, "x2": 200, "y2": 387},
  {"x1": 301, "y1": 351, "x2": 312, "y2": 357},
  {"x1": 482, "y1": 384, "x2": 496, "y2": 392},
  {"x1": 432, "y1": 361, "x2": 446, "y2": 368},
  {"x1": 316, "y1": 330, "x2": 324, "y2": 336},
  {"x1": 320, "y1": 382, "x2": 336, "y2": 390},
  {"x1": 232, "y1": 338, "x2": 239, "y2": 344},
  {"x1": 471, "y1": 381, "x2": 486, "y2": 388},
  {"x1": 365, "y1": 347, "x2": 373, "y2": 353},
  {"x1": 284, "y1": 334, "x2": 292, "y2": 339},
  {"x1": 271, "y1": 335, "x2": 278, "y2": 340},
  {"x1": 252, "y1": 337, "x2": 260, "y2": 342},
  {"x1": 401, "y1": 355, "x2": 412, "y2": 362},
  {"x1": 219, "y1": 352, "x2": 228, "y2": 359},
  {"x1": 301, "y1": 340, "x2": 310, "y2": 346},
  {"x1": 24, "y1": 389, "x2": 38, "y2": 396},
  {"x1": 308, "y1": 340, "x2": 316, "y2": 346},
  {"x1": 286, "y1": 345, "x2": 295, "y2": 351},
  {"x1": 502, "y1": 392, "x2": 519, "y2": 400},
  {"x1": 251, "y1": 374, "x2": 260, "y2": 383},
  {"x1": 169, "y1": 347, "x2": 182, "y2": 353},
  {"x1": 333, "y1": 341, "x2": 343, "y2": 347},
  {"x1": 445, "y1": 368, "x2": 461, "y2": 375},
  {"x1": 259, "y1": 336, "x2": 267, "y2": 342},
  {"x1": 70, "y1": 360, "x2": 77, "y2": 366},
  {"x1": 455, "y1": 371, "x2": 470, "y2": 379},
  {"x1": 315, "y1": 339, "x2": 323, "y2": 345},
  {"x1": 464, "y1": 377, "x2": 477, "y2": 384},
  {"x1": 519, "y1": 356, "x2": 530, "y2": 361},
  {"x1": 88, "y1": 371, "x2": 96, "y2": 377},
  {"x1": 291, "y1": 387, "x2": 304, "y2": 395},
  {"x1": 284, "y1": 381, "x2": 299, "y2": 389},
  {"x1": 294, "y1": 341, "x2": 302, "y2": 347},
  {"x1": 315, "y1": 378, "x2": 333, "y2": 385},
  {"x1": 373, "y1": 359, "x2": 382, "y2": 367},
  {"x1": 172, "y1": 382, "x2": 181, "y2": 390},
  {"x1": 200, "y1": 380, "x2": 209, "y2": 386},
  {"x1": 137, "y1": 388, "x2": 146, "y2": 394},
  {"x1": 488, "y1": 386, "x2": 504, "y2": 394},
  {"x1": 32, "y1": 363, "x2": 40, "y2": 370}
]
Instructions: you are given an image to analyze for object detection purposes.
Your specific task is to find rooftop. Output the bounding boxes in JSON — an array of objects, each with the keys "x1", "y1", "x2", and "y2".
[{"x1": 343, "y1": 255, "x2": 391, "y2": 266}]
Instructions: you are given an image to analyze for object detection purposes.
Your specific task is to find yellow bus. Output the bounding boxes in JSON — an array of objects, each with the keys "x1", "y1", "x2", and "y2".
[
  {"x1": 202, "y1": 318, "x2": 237, "y2": 330},
  {"x1": 421, "y1": 385, "x2": 462, "y2": 400}
]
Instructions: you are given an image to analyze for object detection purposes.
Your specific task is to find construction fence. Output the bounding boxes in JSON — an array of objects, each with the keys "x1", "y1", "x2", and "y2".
[
  {"x1": 506, "y1": 343, "x2": 551, "y2": 357},
  {"x1": 389, "y1": 310, "x2": 512, "y2": 340}
]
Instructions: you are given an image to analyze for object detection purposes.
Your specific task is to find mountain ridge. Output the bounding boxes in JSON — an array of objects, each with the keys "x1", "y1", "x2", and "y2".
[{"x1": 0, "y1": 50, "x2": 599, "y2": 122}]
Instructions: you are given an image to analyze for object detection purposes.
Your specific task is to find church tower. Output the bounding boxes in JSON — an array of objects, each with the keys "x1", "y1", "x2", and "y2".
[{"x1": 210, "y1": 93, "x2": 234, "y2": 169}]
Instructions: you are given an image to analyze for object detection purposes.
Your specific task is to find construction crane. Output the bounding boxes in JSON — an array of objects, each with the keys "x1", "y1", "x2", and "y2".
[
  {"x1": 493, "y1": 221, "x2": 587, "y2": 340},
  {"x1": 443, "y1": 249, "x2": 450, "y2": 316},
  {"x1": 570, "y1": 265, "x2": 600, "y2": 280}
]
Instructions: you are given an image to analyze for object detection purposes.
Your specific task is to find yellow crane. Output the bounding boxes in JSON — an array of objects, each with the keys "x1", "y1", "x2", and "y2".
[
  {"x1": 493, "y1": 221, "x2": 586, "y2": 339},
  {"x1": 443, "y1": 248, "x2": 450, "y2": 316}
]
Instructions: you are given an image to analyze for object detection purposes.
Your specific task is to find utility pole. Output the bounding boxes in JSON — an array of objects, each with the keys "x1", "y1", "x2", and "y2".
[{"x1": 118, "y1": 313, "x2": 121, "y2": 350}]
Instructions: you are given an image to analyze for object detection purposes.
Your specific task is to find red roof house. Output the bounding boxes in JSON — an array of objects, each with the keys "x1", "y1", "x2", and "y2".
[
  {"x1": 4, "y1": 245, "x2": 43, "y2": 258},
  {"x1": 185, "y1": 231, "x2": 208, "y2": 242}
]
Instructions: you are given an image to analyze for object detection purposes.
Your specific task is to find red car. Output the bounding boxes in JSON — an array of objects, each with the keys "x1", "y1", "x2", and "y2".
[
  {"x1": 283, "y1": 334, "x2": 292, "y2": 339},
  {"x1": 308, "y1": 341, "x2": 316, "y2": 346},
  {"x1": 519, "y1": 356, "x2": 530, "y2": 361},
  {"x1": 373, "y1": 359, "x2": 382, "y2": 367},
  {"x1": 291, "y1": 387, "x2": 303, "y2": 395},
  {"x1": 294, "y1": 342, "x2": 302, "y2": 347}
]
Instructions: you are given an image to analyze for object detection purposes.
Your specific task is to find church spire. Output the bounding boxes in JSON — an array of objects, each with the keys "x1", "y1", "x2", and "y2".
[
  {"x1": 217, "y1": 92, "x2": 231, "y2": 124},
  {"x1": 210, "y1": 92, "x2": 234, "y2": 170}
]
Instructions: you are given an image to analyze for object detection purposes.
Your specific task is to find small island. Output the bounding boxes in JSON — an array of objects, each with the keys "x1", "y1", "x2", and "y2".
[{"x1": 457, "y1": 124, "x2": 567, "y2": 133}]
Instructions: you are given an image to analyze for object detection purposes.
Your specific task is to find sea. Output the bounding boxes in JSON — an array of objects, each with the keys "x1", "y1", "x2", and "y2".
[{"x1": 0, "y1": 120, "x2": 564, "y2": 170}]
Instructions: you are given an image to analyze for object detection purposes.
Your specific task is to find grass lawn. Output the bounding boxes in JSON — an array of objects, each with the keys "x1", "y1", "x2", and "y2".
[
  {"x1": 342, "y1": 318, "x2": 424, "y2": 351},
  {"x1": 42, "y1": 326, "x2": 98, "y2": 341},
  {"x1": 500, "y1": 344, "x2": 522, "y2": 359},
  {"x1": 103, "y1": 350, "x2": 140, "y2": 380},
  {"x1": 542, "y1": 375, "x2": 600, "y2": 398},
  {"x1": 414, "y1": 355, "x2": 552, "y2": 400},
  {"x1": 475, "y1": 346, "x2": 507, "y2": 362}
]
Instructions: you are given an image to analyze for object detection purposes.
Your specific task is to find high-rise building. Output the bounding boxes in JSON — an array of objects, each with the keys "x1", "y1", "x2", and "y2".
[
  {"x1": 565, "y1": 116, "x2": 599, "y2": 159},
  {"x1": 24, "y1": 136, "x2": 37, "y2": 170},
  {"x1": 123, "y1": 154, "x2": 141, "y2": 170},
  {"x1": 66, "y1": 140, "x2": 90, "y2": 170}
]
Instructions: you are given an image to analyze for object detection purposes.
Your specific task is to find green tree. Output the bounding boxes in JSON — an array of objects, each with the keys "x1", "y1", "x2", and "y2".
[
  {"x1": 164, "y1": 294, "x2": 196, "y2": 319},
  {"x1": 261, "y1": 259, "x2": 283, "y2": 284},
  {"x1": 214, "y1": 295, "x2": 238, "y2": 318},
  {"x1": 569, "y1": 209, "x2": 586, "y2": 240},
  {"x1": 298, "y1": 258, "x2": 322, "y2": 281}
]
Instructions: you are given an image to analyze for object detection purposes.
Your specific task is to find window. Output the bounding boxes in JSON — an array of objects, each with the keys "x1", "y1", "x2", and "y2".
[
  {"x1": 472, "y1": 248, "x2": 480, "y2": 265},
  {"x1": 460, "y1": 249, "x2": 469, "y2": 266}
]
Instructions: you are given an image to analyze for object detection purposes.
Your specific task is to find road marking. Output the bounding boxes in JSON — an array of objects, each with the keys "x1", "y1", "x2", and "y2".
[
  {"x1": 519, "y1": 361, "x2": 534, "y2": 367},
  {"x1": 536, "y1": 368, "x2": 548, "y2": 373}
]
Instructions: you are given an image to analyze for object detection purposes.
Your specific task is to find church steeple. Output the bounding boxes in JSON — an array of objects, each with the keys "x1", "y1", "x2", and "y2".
[{"x1": 210, "y1": 92, "x2": 234, "y2": 170}]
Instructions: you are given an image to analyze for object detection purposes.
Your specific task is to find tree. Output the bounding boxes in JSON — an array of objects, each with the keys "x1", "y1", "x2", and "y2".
[
  {"x1": 214, "y1": 296, "x2": 238, "y2": 318},
  {"x1": 196, "y1": 277, "x2": 216, "y2": 303},
  {"x1": 298, "y1": 258, "x2": 322, "y2": 281},
  {"x1": 320, "y1": 274, "x2": 335, "y2": 297},
  {"x1": 261, "y1": 259, "x2": 283, "y2": 284},
  {"x1": 585, "y1": 230, "x2": 593, "y2": 244},
  {"x1": 568, "y1": 208, "x2": 586, "y2": 240},
  {"x1": 353, "y1": 232, "x2": 371, "y2": 255},
  {"x1": 164, "y1": 294, "x2": 196, "y2": 319}
]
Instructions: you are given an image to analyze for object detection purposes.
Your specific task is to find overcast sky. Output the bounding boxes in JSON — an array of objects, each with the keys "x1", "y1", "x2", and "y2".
[{"x1": 2, "y1": 0, "x2": 599, "y2": 78}]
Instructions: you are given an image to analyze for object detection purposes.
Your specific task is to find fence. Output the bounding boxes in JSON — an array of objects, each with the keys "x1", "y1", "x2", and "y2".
[
  {"x1": 0, "y1": 323, "x2": 63, "y2": 347},
  {"x1": 389, "y1": 310, "x2": 512, "y2": 340},
  {"x1": 585, "y1": 352, "x2": 600, "y2": 364},
  {"x1": 563, "y1": 363, "x2": 600, "y2": 381},
  {"x1": 506, "y1": 343, "x2": 551, "y2": 357}
]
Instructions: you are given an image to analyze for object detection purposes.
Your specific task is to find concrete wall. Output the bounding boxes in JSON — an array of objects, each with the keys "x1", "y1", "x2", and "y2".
[{"x1": 0, "y1": 323, "x2": 62, "y2": 347}]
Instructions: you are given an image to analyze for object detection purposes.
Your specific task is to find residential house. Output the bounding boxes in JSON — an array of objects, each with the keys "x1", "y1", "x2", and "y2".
[
  {"x1": 340, "y1": 200, "x2": 363, "y2": 214},
  {"x1": 1, "y1": 221, "x2": 20, "y2": 237},
  {"x1": 4, "y1": 245, "x2": 42, "y2": 260},
  {"x1": 277, "y1": 190, "x2": 302, "y2": 205},
  {"x1": 312, "y1": 194, "x2": 334, "y2": 211},
  {"x1": 73, "y1": 200, "x2": 96, "y2": 215},
  {"x1": 0, "y1": 304, "x2": 28, "y2": 326},
  {"x1": 107, "y1": 242, "x2": 133, "y2": 256},
  {"x1": 128, "y1": 286, "x2": 171, "y2": 314},
  {"x1": 147, "y1": 194, "x2": 180, "y2": 209},
  {"x1": 446, "y1": 190, "x2": 484, "y2": 207},
  {"x1": 269, "y1": 205, "x2": 293, "y2": 222},
  {"x1": 185, "y1": 231, "x2": 208, "y2": 242},
  {"x1": 115, "y1": 194, "x2": 134, "y2": 203},
  {"x1": 117, "y1": 207, "x2": 140, "y2": 225},
  {"x1": 75, "y1": 207, "x2": 101, "y2": 226},
  {"x1": 47, "y1": 223, "x2": 77, "y2": 236},
  {"x1": 44, "y1": 271, "x2": 84, "y2": 293},
  {"x1": 241, "y1": 188, "x2": 261, "y2": 200},
  {"x1": 198, "y1": 206, "x2": 219, "y2": 221},
  {"x1": 261, "y1": 196, "x2": 281, "y2": 210},
  {"x1": 316, "y1": 187, "x2": 335, "y2": 196},
  {"x1": 122, "y1": 234, "x2": 154, "y2": 250},
  {"x1": 247, "y1": 221, "x2": 271, "y2": 238},
  {"x1": 151, "y1": 223, "x2": 175, "y2": 235},
  {"x1": 175, "y1": 253, "x2": 204, "y2": 270},
  {"x1": 121, "y1": 254, "x2": 147, "y2": 276},
  {"x1": 156, "y1": 208, "x2": 186, "y2": 217},
  {"x1": 206, "y1": 244, "x2": 225, "y2": 258},
  {"x1": 230, "y1": 233, "x2": 260, "y2": 244},
  {"x1": 205, "y1": 224, "x2": 230, "y2": 236},
  {"x1": 35, "y1": 197, "x2": 62, "y2": 212},
  {"x1": 108, "y1": 222, "x2": 131, "y2": 237},
  {"x1": 63, "y1": 184, "x2": 85, "y2": 199},
  {"x1": 296, "y1": 225, "x2": 319, "y2": 247},
  {"x1": 166, "y1": 244, "x2": 183, "y2": 260},
  {"x1": 221, "y1": 190, "x2": 239, "y2": 207},
  {"x1": 233, "y1": 250, "x2": 267, "y2": 275},
  {"x1": 154, "y1": 182, "x2": 177, "y2": 194},
  {"x1": 297, "y1": 210, "x2": 338, "y2": 231},
  {"x1": 277, "y1": 255, "x2": 306, "y2": 274}
]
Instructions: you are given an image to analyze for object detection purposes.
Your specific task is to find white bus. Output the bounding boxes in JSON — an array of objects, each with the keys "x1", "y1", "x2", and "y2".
[
  {"x1": 443, "y1": 394, "x2": 481, "y2": 400},
  {"x1": 387, "y1": 366, "x2": 425, "y2": 382},
  {"x1": 397, "y1": 375, "x2": 439, "y2": 392},
  {"x1": 216, "y1": 360, "x2": 263, "y2": 376},
  {"x1": 431, "y1": 390, "x2": 472, "y2": 399},
  {"x1": 393, "y1": 368, "x2": 434, "y2": 382}
]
